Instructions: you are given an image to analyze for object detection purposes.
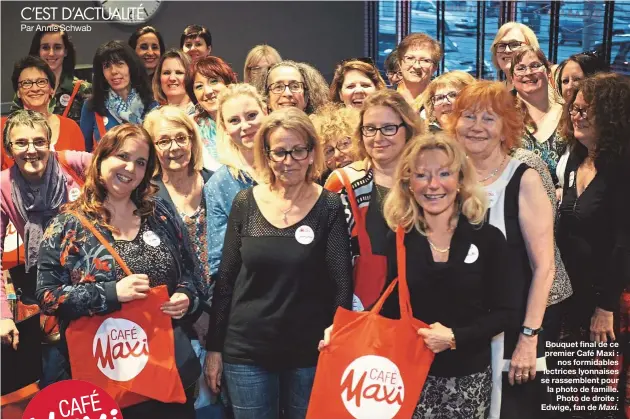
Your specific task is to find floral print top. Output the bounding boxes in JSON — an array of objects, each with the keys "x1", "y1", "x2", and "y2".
[
  {"x1": 179, "y1": 194, "x2": 212, "y2": 296},
  {"x1": 196, "y1": 116, "x2": 219, "y2": 163},
  {"x1": 36, "y1": 197, "x2": 205, "y2": 324},
  {"x1": 521, "y1": 128, "x2": 567, "y2": 186}
]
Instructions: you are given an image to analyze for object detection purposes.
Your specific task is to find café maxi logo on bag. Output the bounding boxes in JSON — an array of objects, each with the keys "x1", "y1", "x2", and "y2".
[
  {"x1": 340, "y1": 355, "x2": 405, "y2": 419},
  {"x1": 93, "y1": 318, "x2": 149, "y2": 381}
]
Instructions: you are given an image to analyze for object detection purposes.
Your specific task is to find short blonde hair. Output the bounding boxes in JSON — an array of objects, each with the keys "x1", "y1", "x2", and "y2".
[
  {"x1": 310, "y1": 102, "x2": 363, "y2": 160},
  {"x1": 356, "y1": 90, "x2": 425, "y2": 162},
  {"x1": 143, "y1": 105, "x2": 204, "y2": 175},
  {"x1": 421, "y1": 71, "x2": 476, "y2": 125},
  {"x1": 243, "y1": 44, "x2": 282, "y2": 85},
  {"x1": 254, "y1": 107, "x2": 325, "y2": 184},
  {"x1": 215, "y1": 83, "x2": 267, "y2": 180},
  {"x1": 383, "y1": 132, "x2": 487, "y2": 234},
  {"x1": 491, "y1": 22, "x2": 540, "y2": 72}
]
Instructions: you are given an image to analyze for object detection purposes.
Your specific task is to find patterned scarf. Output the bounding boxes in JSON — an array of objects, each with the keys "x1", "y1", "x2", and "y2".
[{"x1": 105, "y1": 88, "x2": 145, "y2": 124}]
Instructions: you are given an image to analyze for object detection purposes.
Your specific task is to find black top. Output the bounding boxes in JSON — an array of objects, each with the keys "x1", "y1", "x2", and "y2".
[
  {"x1": 206, "y1": 188, "x2": 353, "y2": 369},
  {"x1": 381, "y1": 216, "x2": 521, "y2": 377},
  {"x1": 557, "y1": 150, "x2": 630, "y2": 312},
  {"x1": 365, "y1": 184, "x2": 390, "y2": 256}
]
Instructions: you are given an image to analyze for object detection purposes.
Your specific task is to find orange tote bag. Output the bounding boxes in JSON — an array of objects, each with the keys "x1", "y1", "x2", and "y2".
[
  {"x1": 306, "y1": 227, "x2": 434, "y2": 419},
  {"x1": 64, "y1": 212, "x2": 186, "y2": 408}
]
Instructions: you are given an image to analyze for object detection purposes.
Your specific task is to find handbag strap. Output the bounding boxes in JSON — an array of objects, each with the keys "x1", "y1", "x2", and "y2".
[
  {"x1": 369, "y1": 227, "x2": 413, "y2": 319},
  {"x1": 68, "y1": 211, "x2": 133, "y2": 277},
  {"x1": 61, "y1": 81, "x2": 83, "y2": 118},
  {"x1": 95, "y1": 113, "x2": 107, "y2": 138}
]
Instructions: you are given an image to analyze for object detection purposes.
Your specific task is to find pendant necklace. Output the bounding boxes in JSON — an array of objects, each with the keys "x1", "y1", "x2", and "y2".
[
  {"x1": 479, "y1": 154, "x2": 508, "y2": 183},
  {"x1": 280, "y1": 205, "x2": 292, "y2": 225}
]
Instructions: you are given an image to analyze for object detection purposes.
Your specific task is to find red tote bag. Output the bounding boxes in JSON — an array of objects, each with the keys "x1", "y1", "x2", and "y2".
[
  {"x1": 64, "y1": 212, "x2": 186, "y2": 408},
  {"x1": 306, "y1": 227, "x2": 434, "y2": 419}
]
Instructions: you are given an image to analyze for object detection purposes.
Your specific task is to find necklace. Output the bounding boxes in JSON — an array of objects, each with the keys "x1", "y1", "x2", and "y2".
[
  {"x1": 276, "y1": 184, "x2": 309, "y2": 225},
  {"x1": 428, "y1": 239, "x2": 450, "y2": 253},
  {"x1": 478, "y1": 154, "x2": 508, "y2": 183}
]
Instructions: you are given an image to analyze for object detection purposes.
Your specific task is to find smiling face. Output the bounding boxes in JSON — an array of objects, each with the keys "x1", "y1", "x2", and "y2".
[
  {"x1": 39, "y1": 32, "x2": 66, "y2": 74},
  {"x1": 152, "y1": 120, "x2": 192, "y2": 173},
  {"x1": 267, "y1": 66, "x2": 307, "y2": 112},
  {"x1": 266, "y1": 127, "x2": 312, "y2": 186},
  {"x1": 410, "y1": 149, "x2": 459, "y2": 218},
  {"x1": 560, "y1": 60, "x2": 585, "y2": 103},
  {"x1": 512, "y1": 51, "x2": 548, "y2": 95},
  {"x1": 183, "y1": 37, "x2": 210, "y2": 62},
  {"x1": 193, "y1": 72, "x2": 227, "y2": 119},
  {"x1": 135, "y1": 33, "x2": 161, "y2": 72},
  {"x1": 400, "y1": 44, "x2": 437, "y2": 87},
  {"x1": 103, "y1": 60, "x2": 131, "y2": 96},
  {"x1": 495, "y1": 28, "x2": 527, "y2": 75},
  {"x1": 455, "y1": 107, "x2": 504, "y2": 159},
  {"x1": 17, "y1": 68, "x2": 53, "y2": 112},
  {"x1": 9, "y1": 124, "x2": 51, "y2": 181},
  {"x1": 432, "y1": 86, "x2": 459, "y2": 126},
  {"x1": 100, "y1": 136, "x2": 149, "y2": 201},
  {"x1": 160, "y1": 57, "x2": 187, "y2": 102},
  {"x1": 221, "y1": 95, "x2": 265, "y2": 150},
  {"x1": 323, "y1": 136, "x2": 354, "y2": 170},
  {"x1": 340, "y1": 70, "x2": 376, "y2": 109},
  {"x1": 361, "y1": 105, "x2": 407, "y2": 167},
  {"x1": 571, "y1": 91, "x2": 597, "y2": 150}
]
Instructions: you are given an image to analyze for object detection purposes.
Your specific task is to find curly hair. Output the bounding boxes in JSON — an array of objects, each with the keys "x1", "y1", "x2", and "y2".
[
  {"x1": 421, "y1": 70, "x2": 475, "y2": 125},
  {"x1": 28, "y1": 24, "x2": 76, "y2": 79},
  {"x1": 152, "y1": 49, "x2": 193, "y2": 105},
  {"x1": 329, "y1": 60, "x2": 387, "y2": 104},
  {"x1": 559, "y1": 73, "x2": 630, "y2": 169},
  {"x1": 443, "y1": 80, "x2": 524, "y2": 152},
  {"x1": 383, "y1": 131, "x2": 487, "y2": 234},
  {"x1": 262, "y1": 60, "x2": 330, "y2": 115},
  {"x1": 64, "y1": 124, "x2": 158, "y2": 233},
  {"x1": 310, "y1": 102, "x2": 363, "y2": 160}
]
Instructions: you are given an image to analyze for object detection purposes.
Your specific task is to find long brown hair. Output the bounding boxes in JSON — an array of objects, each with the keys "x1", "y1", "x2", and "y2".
[{"x1": 64, "y1": 124, "x2": 158, "y2": 233}]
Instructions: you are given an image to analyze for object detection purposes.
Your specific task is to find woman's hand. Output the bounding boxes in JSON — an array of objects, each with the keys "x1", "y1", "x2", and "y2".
[
  {"x1": 116, "y1": 274, "x2": 150, "y2": 302},
  {"x1": 417, "y1": 322, "x2": 453, "y2": 354},
  {"x1": 509, "y1": 334, "x2": 538, "y2": 386},
  {"x1": 590, "y1": 307, "x2": 615, "y2": 343},
  {"x1": 318, "y1": 325, "x2": 333, "y2": 351},
  {"x1": 161, "y1": 292, "x2": 190, "y2": 319},
  {"x1": 204, "y1": 351, "x2": 223, "y2": 394},
  {"x1": 0, "y1": 319, "x2": 19, "y2": 350}
]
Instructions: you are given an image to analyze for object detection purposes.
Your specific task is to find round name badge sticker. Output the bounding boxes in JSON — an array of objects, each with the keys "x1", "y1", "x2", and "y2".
[
  {"x1": 59, "y1": 93, "x2": 71, "y2": 107},
  {"x1": 102, "y1": 116, "x2": 109, "y2": 125},
  {"x1": 568, "y1": 171, "x2": 575, "y2": 188},
  {"x1": 464, "y1": 243, "x2": 479, "y2": 264},
  {"x1": 143, "y1": 230, "x2": 161, "y2": 247},
  {"x1": 295, "y1": 225, "x2": 314, "y2": 245},
  {"x1": 68, "y1": 187, "x2": 81, "y2": 202},
  {"x1": 23, "y1": 379, "x2": 121, "y2": 419}
]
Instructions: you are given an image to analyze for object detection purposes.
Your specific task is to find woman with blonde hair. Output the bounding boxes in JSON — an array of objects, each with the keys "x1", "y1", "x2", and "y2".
[
  {"x1": 490, "y1": 22, "x2": 540, "y2": 91},
  {"x1": 421, "y1": 70, "x2": 476, "y2": 131},
  {"x1": 329, "y1": 59, "x2": 387, "y2": 109},
  {"x1": 152, "y1": 49, "x2": 194, "y2": 115},
  {"x1": 203, "y1": 83, "x2": 266, "y2": 280},
  {"x1": 377, "y1": 132, "x2": 520, "y2": 418},
  {"x1": 325, "y1": 89, "x2": 423, "y2": 311},
  {"x1": 205, "y1": 107, "x2": 352, "y2": 419},
  {"x1": 243, "y1": 44, "x2": 282, "y2": 89},
  {"x1": 310, "y1": 102, "x2": 361, "y2": 180},
  {"x1": 262, "y1": 60, "x2": 329, "y2": 115}
]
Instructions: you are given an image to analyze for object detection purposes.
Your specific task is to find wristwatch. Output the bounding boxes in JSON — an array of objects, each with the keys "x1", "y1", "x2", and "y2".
[{"x1": 521, "y1": 326, "x2": 543, "y2": 337}]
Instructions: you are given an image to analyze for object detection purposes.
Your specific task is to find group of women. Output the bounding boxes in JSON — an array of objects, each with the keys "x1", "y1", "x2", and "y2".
[{"x1": 1, "y1": 19, "x2": 629, "y2": 419}]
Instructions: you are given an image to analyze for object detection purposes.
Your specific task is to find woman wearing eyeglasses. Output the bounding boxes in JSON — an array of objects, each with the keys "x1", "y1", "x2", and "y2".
[
  {"x1": 325, "y1": 90, "x2": 424, "y2": 311},
  {"x1": 511, "y1": 47, "x2": 565, "y2": 186},
  {"x1": 422, "y1": 70, "x2": 475, "y2": 132},
  {"x1": 205, "y1": 107, "x2": 352, "y2": 419},
  {"x1": 188, "y1": 56, "x2": 238, "y2": 171},
  {"x1": 3, "y1": 56, "x2": 85, "y2": 170},
  {"x1": 556, "y1": 75, "x2": 630, "y2": 409},
  {"x1": 490, "y1": 22, "x2": 540, "y2": 92},
  {"x1": 329, "y1": 59, "x2": 386, "y2": 109},
  {"x1": 1, "y1": 110, "x2": 91, "y2": 385},
  {"x1": 262, "y1": 60, "x2": 330, "y2": 115},
  {"x1": 243, "y1": 44, "x2": 282, "y2": 91}
]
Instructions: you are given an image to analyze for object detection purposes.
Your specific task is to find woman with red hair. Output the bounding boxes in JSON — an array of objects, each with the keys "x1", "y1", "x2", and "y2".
[
  {"x1": 444, "y1": 80, "x2": 556, "y2": 419},
  {"x1": 187, "y1": 56, "x2": 237, "y2": 171}
]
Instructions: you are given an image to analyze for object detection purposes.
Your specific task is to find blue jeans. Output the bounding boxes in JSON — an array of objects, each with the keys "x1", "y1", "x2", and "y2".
[{"x1": 222, "y1": 363, "x2": 315, "y2": 419}]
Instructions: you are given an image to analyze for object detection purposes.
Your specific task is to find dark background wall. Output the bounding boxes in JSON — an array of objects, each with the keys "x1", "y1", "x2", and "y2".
[{"x1": 1, "y1": 1, "x2": 365, "y2": 104}]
